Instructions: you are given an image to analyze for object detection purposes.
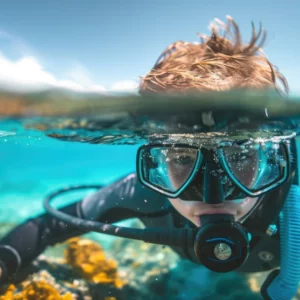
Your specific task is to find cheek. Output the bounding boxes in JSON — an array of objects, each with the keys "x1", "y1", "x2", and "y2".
[
  {"x1": 237, "y1": 197, "x2": 259, "y2": 217},
  {"x1": 168, "y1": 198, "x2": 191, "y2": 218},
  {"x1": 236, "y1": 157, "x2": 259, "y2": 188},
  {"x1": 167, "y1": 166, "x2": 186, "y2": 188},
  {"x1": 168, "y1": 198, "x2": 200, "y2": 227}
]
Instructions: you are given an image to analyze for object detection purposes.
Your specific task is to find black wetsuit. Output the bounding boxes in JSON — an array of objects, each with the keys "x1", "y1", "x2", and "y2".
[{"x1": 0, "y1": 173, "x2": 281, "y2": 283}]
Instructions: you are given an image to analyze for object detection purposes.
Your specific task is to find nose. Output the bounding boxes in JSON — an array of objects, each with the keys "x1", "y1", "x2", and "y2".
[{"x1": 202, "y1": 161, "x2": 225, "y2": 204}]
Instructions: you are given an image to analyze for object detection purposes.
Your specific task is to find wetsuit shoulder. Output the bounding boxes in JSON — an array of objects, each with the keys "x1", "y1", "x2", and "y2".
[
  {"x1": 0, "y1": 173, "x2": 159, "y2": 283},
  {"x1": 0, "y1": 201, "x2": 86, "y2": 282},
  {"x1": 80, "y1": 173, "x2": 170, "y2": 222}
]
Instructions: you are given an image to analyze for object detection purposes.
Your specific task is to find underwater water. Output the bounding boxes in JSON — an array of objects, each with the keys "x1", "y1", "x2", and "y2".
[{"x1": 0, "y1": 91, "x2": 299, "y2": 300}]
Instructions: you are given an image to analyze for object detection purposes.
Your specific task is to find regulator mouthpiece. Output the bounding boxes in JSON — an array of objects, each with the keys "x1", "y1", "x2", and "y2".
[{"x1": 194, "y1": 214, "x2": 250, "y2": 272}]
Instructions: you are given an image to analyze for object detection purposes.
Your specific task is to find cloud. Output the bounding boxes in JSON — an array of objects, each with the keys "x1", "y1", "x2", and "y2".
[
  {"x1": 109, "y1": 80, "x2": 139, "y2": 93},
  {"x1": 0, "y1": 52, "x2": 140, "y2": 94},
  {"x1": 0, "y1": 52, "x2": 107, "y2": 93},
  {"x1": 0, "y1": 29, "x2": 139, "y2": 94},
  {"x1": 64, "y1": 62, "x2": 107, "y2": 93}
]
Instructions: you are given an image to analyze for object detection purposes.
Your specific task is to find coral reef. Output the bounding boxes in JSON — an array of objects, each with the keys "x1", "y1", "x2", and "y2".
[
  {"x1": 0, "y1": 280, "x2": 73, "y2": 300},
  {"x1": 0, "y1": 222, "x2": 299, "y2": 300},
  {"x1": 64, "y1": 237, "x2": 124, "y2": 289}
]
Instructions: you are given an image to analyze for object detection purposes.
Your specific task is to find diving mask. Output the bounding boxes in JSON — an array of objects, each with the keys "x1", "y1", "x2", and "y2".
[{"x1": 137, "y1": 131, "x2": 294, "y2": 204}]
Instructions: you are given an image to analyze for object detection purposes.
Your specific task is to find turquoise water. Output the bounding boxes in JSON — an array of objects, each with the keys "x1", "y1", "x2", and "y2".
[
  {"x1": 0, "y1": 97, "x2": 299, "y2": 299},
  {"x1": 0, "y1": 118, "x2": 139, "y2": 223},
  {"x1": 1, "y1": 117, "x2": 265, "y2": 300}
]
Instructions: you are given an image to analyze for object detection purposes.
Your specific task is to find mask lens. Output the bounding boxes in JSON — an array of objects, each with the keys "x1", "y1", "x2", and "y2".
[
  {"x1": 140, "y1": 146, "x2": 199, "y2": 193},
  {"x1": 222, "y1": 142, "x2": 286, "y2": 192}
]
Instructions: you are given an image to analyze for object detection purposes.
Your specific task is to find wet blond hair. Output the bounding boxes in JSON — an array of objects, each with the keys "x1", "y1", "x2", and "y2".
[{"x1": 139, "y1": 16, "x2": 288, "y2": 95}]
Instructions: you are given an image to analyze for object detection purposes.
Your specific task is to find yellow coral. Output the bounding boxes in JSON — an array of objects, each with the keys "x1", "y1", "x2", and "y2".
[
  {"x1": 64, "y1": 237, "x2": 125, "y2": 289},
  {"x1": 0, "y1": 281, "x2": 73, "y2": 300},
  {"x1": 0, "y1": 284, "x2": 15, "y2": 300}
]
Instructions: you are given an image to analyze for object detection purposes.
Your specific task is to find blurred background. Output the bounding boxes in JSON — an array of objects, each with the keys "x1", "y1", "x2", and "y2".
[
  {"x1": 0, "y1": 0, "x2": 299, "y2": 95},
  {"x1": 0, "y1": 1, "x2": 299, "y2": 299},
  {"x1": 0, "y1": 0, "x2": 299, "y2": 221}
]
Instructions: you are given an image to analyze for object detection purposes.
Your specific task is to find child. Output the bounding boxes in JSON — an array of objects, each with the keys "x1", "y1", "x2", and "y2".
[{"x1": 1, "y1": 16, "x2": 298, "y2": 300}]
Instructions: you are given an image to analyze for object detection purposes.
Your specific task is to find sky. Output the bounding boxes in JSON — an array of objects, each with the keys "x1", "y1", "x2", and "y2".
[{"x1": 0, "y1": 0, "x2": 299, "y2": 95}]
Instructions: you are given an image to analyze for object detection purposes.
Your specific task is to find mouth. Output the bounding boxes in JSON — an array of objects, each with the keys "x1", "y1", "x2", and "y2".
[
  {"x1": 194, "y1": 208, "x2": 236, "y2": 227},
  {"x1": 199, "y1": 207, "x2": 235, "y2": 215}
]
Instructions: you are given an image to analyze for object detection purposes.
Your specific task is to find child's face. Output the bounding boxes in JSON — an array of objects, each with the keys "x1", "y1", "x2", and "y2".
[
  {"x1": 164, "y1": 147, "x2": 259, "y2": 226},
  {"x1": 165, "y1": 146, "x2": 259, "y2": 194},
  {"x1": 168, "y1": 196, "x2": 258, "y2": 227}
]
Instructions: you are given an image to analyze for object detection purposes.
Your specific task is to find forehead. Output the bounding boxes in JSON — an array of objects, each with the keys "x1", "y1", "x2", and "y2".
[{"x1": 147, "y1": 130, "x2": 295, "y2": 147}]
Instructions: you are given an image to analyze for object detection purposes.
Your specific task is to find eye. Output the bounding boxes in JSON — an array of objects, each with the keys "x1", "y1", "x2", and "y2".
[
  {"x1": 237, "y1": 153, "x2": 252, "y2": 162},
  {"x1": 171, "y1": 155, "x2": 194, "y2": 166},
  {"x1": 226, "y1": 152, "x2": 251, "y2": 162}
]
